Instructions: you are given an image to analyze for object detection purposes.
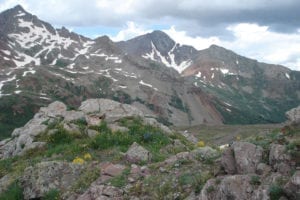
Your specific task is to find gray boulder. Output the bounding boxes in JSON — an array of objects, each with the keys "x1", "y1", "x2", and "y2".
[
  {"x1": 221, "y1": 148, "x2": 237, "y2": 175},
  {"x1": 284, "y1": 170, "x2": 300, "y2": 200},
  {"x1": 199, "y1": 175, "x2": 269, "y2": 200},
  {"x1": 79, "y1": 98, "x2": 143, "y2": 122},
  {"x1": 40, "y1": 101, "x2": 67, "y2": 118},
  {"x1": 232, "y1": 142, "x2": 263, "y2": 174},
  {"x1": 285, "y1": 106, "x2": 300, "y2": 125},
  {"x1": 87, "y1": 129, "x2": 99, "y2": 138},
  {"x1": 269, "y1": 144, "x2": 292, "y2": 175},
  {"x1": 125, "y1": 142, "x2": 152, "y2": 163},
  {"x1": 191, "y1": 146, "x2": 219, "y2": 161},
  {"x1": 77, "y1": 185, "x2": 124, "y2": 200},
  {"x1": 63, "y1": 110, "x2": 85, "y2": 122},
  {"x1": 21, "y1": 161, "x2": 83, "y2": 200}
]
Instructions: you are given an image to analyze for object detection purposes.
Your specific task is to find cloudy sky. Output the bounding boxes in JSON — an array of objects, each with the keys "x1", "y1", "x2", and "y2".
[{"x1": 1, "y1": 0, "x2": 300, "y2": 70}]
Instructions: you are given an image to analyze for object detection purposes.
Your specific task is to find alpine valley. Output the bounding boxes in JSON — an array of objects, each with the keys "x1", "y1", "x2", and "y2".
[{"x1": 0, "y1": 5, "x2": 300, "y2": 139}]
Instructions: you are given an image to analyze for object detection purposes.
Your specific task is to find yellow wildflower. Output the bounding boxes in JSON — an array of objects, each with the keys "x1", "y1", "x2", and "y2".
[
  {"x1": 83, "y1": 153, "x2": 92, "y2": 160},
  {"x1": 72, "y1": 157, "x2": 85, "y2": 164},
  {"x1": 197, "y1": 140, "x2": 205, "y2": 147}
]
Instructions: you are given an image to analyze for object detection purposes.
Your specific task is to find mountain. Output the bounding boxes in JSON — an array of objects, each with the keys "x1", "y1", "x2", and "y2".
[
  {"x1": 117, "y1": 31, "x2": 198, "y2": 73},
  {"x1": 0, "y1": 5, "x2": 299, "y2": 138}
]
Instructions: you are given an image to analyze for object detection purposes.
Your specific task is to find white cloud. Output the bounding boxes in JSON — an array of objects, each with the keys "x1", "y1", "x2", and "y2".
[
  {"x1": 110, "y1": 21, "x2": 151, "y2": 42},
  {"x1": 163, "y1": 26, "x2": 222, "y2": 50}
]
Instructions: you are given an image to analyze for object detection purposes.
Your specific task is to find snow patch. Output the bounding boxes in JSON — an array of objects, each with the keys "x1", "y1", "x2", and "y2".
[
  {"x1": 14, "y1": 90, "x2": 22, "y2": 94},
  {"x1": 0, "y1": 75, "x2": 16, "y2": 97},
  {"x1": 285, "y1": 73, "x2": 290, "y2": 79},
  {"x1": 139, "y1": 80, "x2": 158, "y2": 91},
  {"x1": 2, "y1": 50, "x2": 11, "y2": 55},
  {"x1": 22, "y1": 68, "x2": 36, "y2": 77},
  {"x1": 195, "y1": 71, "x2": 202, "y2": 78}
]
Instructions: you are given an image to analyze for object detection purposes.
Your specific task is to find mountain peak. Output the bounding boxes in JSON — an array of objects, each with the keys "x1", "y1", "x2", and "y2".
[{"x1": 12, "y1": 4, "x2": 26, "y2": 12}]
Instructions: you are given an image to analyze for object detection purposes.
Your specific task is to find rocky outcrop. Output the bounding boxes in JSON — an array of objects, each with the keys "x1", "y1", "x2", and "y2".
[
  {"x1": 125, "y1": 142, "x2": 152, "y2": 163},
  {"x1": 21, "y1": 161, "x2": 84, "y2": 200},
  {"x1": 284, "y1": 171, "x2": 300, "y2": 200},
  {"x1": 221, "y1": 142, "x2": 263, "y2": 174},
  {"x1": 79, "y1": 99, "x2": 143, "y2": 123},
  {"x1": 199, "y1": 175, "x2": 269, "y2": 200},
  {"x1": 269, "y1": 144, "x2": 292, "y2": 175},
  {"x1": 285, "y1": 105, "x2": 300, "y2": 125},
  {"x1": 0, "y1": 98, "x2": 170, "y2": 159},
  {"x1": 232, "y1": 142, "x2": 263, "y2": 174}
]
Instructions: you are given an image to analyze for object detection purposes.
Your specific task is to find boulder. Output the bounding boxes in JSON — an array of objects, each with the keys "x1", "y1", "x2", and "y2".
[
  {"x1": 232, "y1": 142, "x2": 263, "y2": 174},
  {"x1": 285, "y1": 106, "x2": 300, "y2": 125},
  {"x1": 77, "y1": 185, "x2": 124, "y2": 200},
  {"x1": 87, "y1": 129, "x2": 99, "y2": 138},
  {"x1": 21, "y1": 161, "x2": 84, "y2": 200},
  {"x1": 191, "y1": 146, "x2": 219, "y2": 161},
  {"x1": 143, "y1": 117, "x2": 172, "y2": 134},
  {"x1": 199, "y1": 175, "x2": 269, "y2": 200},
  {"x1": 284, "y1": 170, "x2": 300, "y2": 200},
  {"x1": 256, "y1": 163, "x2": 272, "y2": 176},
  {"x1": 269, "y1": 144, "x2": 292, "y2": 175},
  {"x1": 40, "y1": 101, "x2": 67, "y2": 118},
  {"x1": 79, "y1": 99, "x2": 143, "y2": 122},
  {"x1": 0, "y1": 175, "x2": 13, "y2": 194},
  {"x1": 63, "y1": 110, "x2": 85, "y2": 122},
  {"x1": 108, "y1": 124, "x2": 129, "y2": 132},
  {"x1": 125, "y1": 142, "x2": 152, "y2": 163},
  {"x1": 221, "y1": 147, "x2": 237, "y2": 175}
]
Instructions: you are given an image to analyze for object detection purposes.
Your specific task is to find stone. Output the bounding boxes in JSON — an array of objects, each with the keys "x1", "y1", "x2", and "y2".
[
  {"x1": 87, "y1": 129, "x2": 99, "y2": 138},
  {"x1": 143, "y1": 117, "x2": 172, "y2": 134},
  {"x1": 108, "y1": 124, "x2": 129, "y2": 132},
  {"x1": 125, "y1": 142, "x2": 152, "y2": 163},
  {"x1": 77, "y1": 185, "x2": 124, "y2": 200},
  {"x1": 21, "y1": 161, "x2": 83, "y2": 200},
  {"x1": 40, "y1": 101, "x2": 67, "y2": 118},
  {"x1": 85, "y1": 114, "x2": 103, "y2": 126},
  {"x1": 199, "y1": 175, "x2": 269, "y2": 200},
  {"x1": 191, "y1": 146, "x2": 219, "y2": 161},
  {"x1": 221, "y1": 147, "x2": 237, "y2": 175},
  {"x1": 232, "y1": 142, "x2": 263, "y2": 174},
  {"x1": 79, "y1": 99, "x2": 143, "y2": 122},
  {"x1": 63, "y1": 123, "x2": 81, "y2": 133},
  {"x1": 101, "y1": 163, "x2": 125, "y2": 177},
  {"x1": 269, "y1": 144, "x2": 291, "y2": 167},
  {"x1": 256, "y1": 163, "x2": 272, "y2": 176},
  {"x1": 63, "y1": 110, "x2": 85, "y2": 122},
  {"x1": 285, "y1": 106, "x2": 300, "y2": 125},
  {"x1": 284, "y1": 170, "x2": 300, "y2": 200}
]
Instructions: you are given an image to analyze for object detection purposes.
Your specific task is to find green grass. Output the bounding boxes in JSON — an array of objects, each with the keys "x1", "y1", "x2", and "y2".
[
  {"x1": 43, "y1": 189, "x2": 60, "y2": 200},
  {"x1": 109, "y1": 168, "x2": 130, "y2": 188},
  {"x1": 90, "y1": 118, "x2": 171, "y2": 161},
  {"x1": 0, "y1": 181, "x2": 23, "y2": 200}
]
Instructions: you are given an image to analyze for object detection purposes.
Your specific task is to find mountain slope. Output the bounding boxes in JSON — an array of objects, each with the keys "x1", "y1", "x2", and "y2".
[{"x1": 0, "y1": 5, "x2": 224, "y2": 138}]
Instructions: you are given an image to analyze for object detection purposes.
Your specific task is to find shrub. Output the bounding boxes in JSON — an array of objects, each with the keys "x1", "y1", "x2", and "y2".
[
  {"x1": 206, "y1": 185, "x2": 215, "y2": 193},
  {"x1": 269, "y1": 184, "x2": 285, "y2": 200},
  {"x1": 250, "y1": 176, "x2": 261, "y2": 185},
  {"x1": 47, "y1": 126, "x2": 73, "y2": 145},
  {"x1": 43, "y1": 189, "x2": 60, "y2": 200}
]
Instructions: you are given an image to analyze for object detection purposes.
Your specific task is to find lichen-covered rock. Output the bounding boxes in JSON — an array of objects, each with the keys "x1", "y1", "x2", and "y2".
[
  {"x1": 125, "y1": 142, "x2": 152, "y2": 163},
  {"x1": 21, "y1": 161, "x2": 84, "y2": 200},
  {"x1": 79, "y1": 98, "x2": 143, "y2": 122},
  {"x1": 77, "y1": 185, "x2": 124, "y2": 200},
  {"x1": 63, "y1": 110, "x2": 85, "y2": 122},
  {"x1": 40, "y1": 101, "x2": 67, "y2": 118},
  {"x1": 199, "y1": 175, "x2": 269, "y2": 200},
  {"x1": 232, "y1": 142, "x2": 263, "y2": 174},
  {"x1": 284, "y1": 170, "x2": 300, "y2": 200},
  {"x1": 191, "y1": 146, "x2": 219, "y2": 161},
  {"x1": 269, "y1": 144, "x2": 292, "y2": 175},
  {"x1": 256, "y1": 163, "x2": 272, "y2": 176},
  {"x1": 285, "y1": 106, "x2": 300, "y2": 125},
  {"x1": 221, "y1": 147, "x2": 237, "y2": 175},
  {"x1": 0, "y1": 175, "x2": 13, "y2": 194},
  {"x1": 87, "y1": 129, "x2": 99, "y2": 138}
]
